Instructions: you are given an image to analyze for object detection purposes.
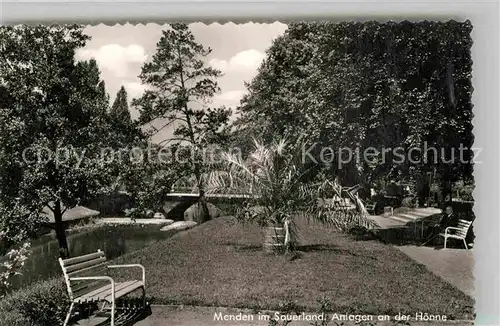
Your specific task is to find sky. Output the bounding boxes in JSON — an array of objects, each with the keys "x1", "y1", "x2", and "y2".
[{"x1": 76, "y1": 23, "x2": 288, "y2": 142}]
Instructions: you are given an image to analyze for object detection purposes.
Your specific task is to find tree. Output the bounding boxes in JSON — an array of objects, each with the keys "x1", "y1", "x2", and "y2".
[
  {"x1": 120, "y1": 142, "x2": 181, "y2": 218},
  {"x1": 107, "y1": 84, "x2": 146, "y2": 155},
  {"x1": 0, "y1": 25, "x2": 117, "y2": 258},
  {"x1": 110, "y1": 85, "x2": 131, "y2": 125},
  {"x1": 133, "y1": 23, "x2": 231, "y2": 222},
  {"x1": 206, "y1": 138, "x2": 376, "y2": 254}
]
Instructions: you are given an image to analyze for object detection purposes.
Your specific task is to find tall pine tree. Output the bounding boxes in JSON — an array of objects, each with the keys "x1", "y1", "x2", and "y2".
[
  {"x1": 133, "y1": 23, "x2": 231, "y2": 223},
  {"x1": 110, "y1": 85, "x2": 131, "y2": 125}
]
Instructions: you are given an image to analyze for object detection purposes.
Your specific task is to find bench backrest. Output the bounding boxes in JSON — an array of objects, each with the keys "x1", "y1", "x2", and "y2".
[
  {"x1": 455, "y1": 219, "x2": 473, "y2": 239},
  {"x1": 59, "y1": 250, "x2": 107, "y2": 300},
  {"x1": 365, "y1": 203, "x2": 376, "y2": 209}
]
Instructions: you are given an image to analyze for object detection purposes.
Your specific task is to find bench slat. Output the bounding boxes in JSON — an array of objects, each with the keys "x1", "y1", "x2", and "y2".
[
  {"x1": 75, "y1": 284, "x2": 112, "y2": 303},
  {"x1": 74, "y1": 280, "x2": 143, "y2": 303},
  {"x1": 68, "y1": 262, "x2": 107, "y2": 277},
  {"x1": 63, "y1": 251, "x2": 105, "y2": 266},
  {"x1": 455, "y1": 219, "x2": 472, "y2": 239},
  {"x1": 72, "y1": 280, "x2": 109, "y2": 298},
  {"x1": 65, "y1": 257, "x2": 107, "y2": 273},
  {"x1": 105, "y1": 280, "x2": 143, "y2": 302},
  {"x1": 440, "y1": 219, "x2": 472, "y2": 241}
]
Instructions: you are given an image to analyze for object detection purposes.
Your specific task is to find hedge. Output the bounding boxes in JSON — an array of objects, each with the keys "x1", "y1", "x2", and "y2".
[{"x1": 0, "y1": 277, "x2": 69, "y2": 326}]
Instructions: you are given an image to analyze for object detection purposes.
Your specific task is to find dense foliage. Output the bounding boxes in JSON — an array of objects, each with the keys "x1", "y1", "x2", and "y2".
[
  {"x1": 237, "y1": 21, "x2": 474, "y2": 199},
  {"x1": 0, "y1": 277, "x2": 68, "y2": 326},
  {"x1": 0, "y1": 25, "x2": 123, "y2": 257},
  {"x1": 119, "y1": 143, "x2": 180, "y2": 217}
]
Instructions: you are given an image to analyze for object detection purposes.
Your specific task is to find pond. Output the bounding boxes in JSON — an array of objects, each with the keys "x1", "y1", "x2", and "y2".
[{"x1": 9, "y1": 224, "x2": 176, "y2": 291}]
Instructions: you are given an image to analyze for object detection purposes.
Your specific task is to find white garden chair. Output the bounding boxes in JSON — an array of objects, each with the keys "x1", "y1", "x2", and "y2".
[
  {"x1": 439, "y1": 219, "x2": 473, "y2": 249},
  {"x1": 59, "y1": 249, "x2": 146, "y2": 326}
]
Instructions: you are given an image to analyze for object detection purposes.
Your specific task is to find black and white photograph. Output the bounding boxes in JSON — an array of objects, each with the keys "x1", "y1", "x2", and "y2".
[{"x1": 0, "y1": 20, "x2": 477, "y2": 325}]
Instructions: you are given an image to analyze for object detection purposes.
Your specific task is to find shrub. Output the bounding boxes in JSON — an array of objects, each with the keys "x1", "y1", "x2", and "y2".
[
  {"x1": 347, "y1": 225, "x2": 379, "y2": 241},
  {"x1": 401, "y1": 196, "x2": 416, "y2": 208},
  {"x1": 0, "y1": 277, "x2": 69, "y2": 326},
  {"x1": 0, "y1": 242, "x2": 31, "y2": 295},
  {"x1": 454, "y1": 180, "x2": 474, "y2": 201},
  {"x1": 0, "y1": 310, "x2": 34, "y2": 326}
]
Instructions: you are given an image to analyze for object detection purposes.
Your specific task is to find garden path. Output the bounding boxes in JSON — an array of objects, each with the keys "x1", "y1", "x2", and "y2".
[{"x1": 397, "y1": 245, "x2": 474, "y2": 297}]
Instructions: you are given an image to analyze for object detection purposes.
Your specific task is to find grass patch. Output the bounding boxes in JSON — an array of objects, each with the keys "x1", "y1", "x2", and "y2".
[{"x1": 108, "y1": 216, "x2": 474, "y2": 319}]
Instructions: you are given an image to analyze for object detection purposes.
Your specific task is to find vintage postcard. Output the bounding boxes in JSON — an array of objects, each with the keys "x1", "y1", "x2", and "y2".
[{"x1": 0, "y1": 21, "x2": 477, "y2": 325}]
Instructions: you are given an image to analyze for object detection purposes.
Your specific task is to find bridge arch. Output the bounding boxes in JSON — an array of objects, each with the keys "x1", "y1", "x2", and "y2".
[
  {"x1": 164, "y1": 200, "x2": 198, "y2": 221},
  {"x1": 163, "y1": 193, "x2": 250, "y2": 221}
]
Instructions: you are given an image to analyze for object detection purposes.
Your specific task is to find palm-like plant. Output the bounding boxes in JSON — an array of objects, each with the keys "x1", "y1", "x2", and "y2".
[{"x1": 207, "y1": 138, "x2": 375, "y2": 253}]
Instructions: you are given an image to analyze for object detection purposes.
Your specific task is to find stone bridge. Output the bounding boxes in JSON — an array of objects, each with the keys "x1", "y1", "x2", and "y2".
[{"x1": 163, "y1": 193, "x2": 252, "y2": 220}]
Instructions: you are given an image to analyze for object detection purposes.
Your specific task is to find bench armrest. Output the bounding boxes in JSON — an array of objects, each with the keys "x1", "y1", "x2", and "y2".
[
  {"x1": 69, "y1": 276, "x2": 115, "y2": 302},
  {"x1": 107, "y1": 264, "x2": 145, "y2": 286},
  {"x1": 445, "y1": 227, "x2": 460, "y2": 235}
]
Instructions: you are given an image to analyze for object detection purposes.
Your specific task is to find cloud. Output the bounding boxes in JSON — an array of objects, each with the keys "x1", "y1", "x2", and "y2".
[
  {"x1": 124, "y1": 82, "x2": 147, "y2": 101},
  {"x1": 216, "y1": 90, "x2": 246, "y2": 102},
  {"x1": 210, "y1": 49, "x2": 265, "y2": 73},
  {"x1": 211, "y1": 90, "x2": 247, "y2": 110},
  {"x1": 76, "y1": 44, "x2": 147, "y2": 78}
]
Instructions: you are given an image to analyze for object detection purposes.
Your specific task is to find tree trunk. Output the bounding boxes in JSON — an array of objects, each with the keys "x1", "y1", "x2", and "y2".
[
  {"x1": 192, "y1": 155, "x2": 210, "y2": 223},
  {"x1": 196, "y1": 172, "x2": 211, "y2": 223},
  {"x1": 53, "y1": 200, "x2": 70, "y2": 259},
  {"x1": 440, "y1": 179, "x2": 453, "y2": 204},
  {"x1": 448, "y1": 181, "x2": 453, "y2": 202},
  {"x1": 198, "y1": 190, "x2": 211, "y2": 223}
]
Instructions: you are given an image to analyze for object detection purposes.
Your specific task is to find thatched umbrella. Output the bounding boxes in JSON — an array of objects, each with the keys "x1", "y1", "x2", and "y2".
[{"x1": 40, "y1": 204, "x2": 100, "y2": 226}]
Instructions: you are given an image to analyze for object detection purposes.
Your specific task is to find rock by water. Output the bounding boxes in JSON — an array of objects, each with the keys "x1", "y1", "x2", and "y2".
[
  {"x1": 184, "y1": 202, "x2": 221, "y2": 223},
  {"x1": 161, "y1": 221, "x2": 198, "y2": 231}
]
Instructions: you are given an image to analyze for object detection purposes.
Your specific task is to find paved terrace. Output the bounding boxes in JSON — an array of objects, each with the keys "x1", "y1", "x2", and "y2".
[
  {"x1": 79, "y1": 305, "x2": 473, "y2": 326},
  {"x1": 367, "y1": 207, "x2": 474, "y2": 297},
  {"x1": 367, "y1": 207, "x2": 442, "y2": 243},
  {"x1": 397, "y1": 245, "x2": 474, "y2": 297},
  {"x1": 368, "y1": 207, "x2": 442, "y2": 230}
]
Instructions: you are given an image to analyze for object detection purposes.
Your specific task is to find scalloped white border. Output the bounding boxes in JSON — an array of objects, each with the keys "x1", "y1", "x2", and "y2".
[{"x1": 1, "y1": 1, "x2": 499, "y2": 324}]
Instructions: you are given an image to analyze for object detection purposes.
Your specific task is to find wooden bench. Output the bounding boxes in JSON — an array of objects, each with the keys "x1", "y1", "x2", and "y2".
[
  {"x1": 59, "y1": 249, "x2": 146, "y2": 326},
  {"x1": 439, "y1": 219, "x2": 473, "y2": 249}
]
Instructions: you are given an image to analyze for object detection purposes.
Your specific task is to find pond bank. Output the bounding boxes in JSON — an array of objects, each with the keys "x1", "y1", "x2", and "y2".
[
  {"x1": 9, "y1": 223, "x2": 179, "y2": 291},
  {"x1": 95, "y1": 217, "x2": 174, "y2": 225}
]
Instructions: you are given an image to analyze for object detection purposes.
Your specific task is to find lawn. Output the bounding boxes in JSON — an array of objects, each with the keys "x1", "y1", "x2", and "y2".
[{"x1": 108, "y1": 216, "x2": 475, "y2": 320}]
